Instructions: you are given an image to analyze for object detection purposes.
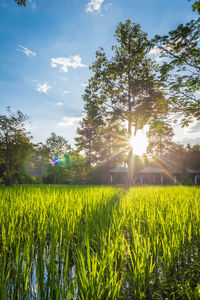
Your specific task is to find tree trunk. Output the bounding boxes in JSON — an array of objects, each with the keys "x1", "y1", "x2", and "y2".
[
  {"x1": 127, "y1": 120, "x2": 134, "y2": 186},
  {"x1": 5, "y1": 134, "x2": 12, "y2": 186},
  {"x1": 5, "y1": 160, "x2": 12, "y2": 186}
]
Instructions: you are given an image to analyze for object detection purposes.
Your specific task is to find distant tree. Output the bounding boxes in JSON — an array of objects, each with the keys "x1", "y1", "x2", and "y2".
[
  {"x1": 70, "y1": 152, "x2": 88, "y2": 183},
  {"x1": 147, "y1": 118, "x2": 175, "y2": 158},
  {"x1": 153, "y1": 1, "x2": 200, "y2": 125},
  {"x1": 185, "y1": 144, "x2": 200, "y2": 169},
  {"x1": 89, "y1": 20, "x2": 167, "y2": 185},
  {"x1": 44, "y1": 132, "x2": 71, "y2": 161},
  {"x1": 0, "y1": 107, "x2": 33, "y2": 185},
  {"x1": 27, "y1": 143, "x2": 50, "y2": 182},
  {"x1": 75, "y1": 84, "x2": 104, "y2": 177},
  {"x1": 43, "y1": 133, "x2": 72, "y2": 184}
]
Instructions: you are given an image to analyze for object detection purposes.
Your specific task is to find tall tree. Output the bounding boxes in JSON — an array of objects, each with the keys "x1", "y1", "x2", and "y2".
[
  {"x1": 89, "y1": 20, "x2": 166, "y2": 185},
  {"x1": 0, "y1": 107, "x2": 33, "y2": 185}
]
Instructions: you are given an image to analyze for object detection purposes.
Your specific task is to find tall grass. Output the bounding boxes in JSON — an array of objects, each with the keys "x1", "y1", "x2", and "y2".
[{"x1": 0, "y1": 185, "x2": 199, "y2": 299}]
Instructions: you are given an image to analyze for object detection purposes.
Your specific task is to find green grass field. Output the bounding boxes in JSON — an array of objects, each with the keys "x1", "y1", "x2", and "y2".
[{"x1": 0, "y1": 185, "x2": 200, "y2": 299}]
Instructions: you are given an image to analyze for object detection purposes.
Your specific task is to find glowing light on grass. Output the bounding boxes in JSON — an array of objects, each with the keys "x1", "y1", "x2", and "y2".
[{"x1": 129, "y1": 130, "x2": 148, "y2": 156}]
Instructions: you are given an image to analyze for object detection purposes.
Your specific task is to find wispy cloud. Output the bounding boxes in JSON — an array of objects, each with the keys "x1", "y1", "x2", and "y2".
[
  {"x1": 0, "y1": 2, "x2": 7, "y2": 8},
  {"x1": 51, "y1": 55, "x2": 87, "y2": 73},
  {"x1": 63, "y1": 90, "x2": 70, "y2": 95},
  {"x1": 185, "y1": 120, "x2": 200, "y2": 135},
  {"x1": 16, "y1": 45, "x2": 36, "y2": 57},
  {"x1": 148, "y1": 46, "x2": 161, "y2": 55},
  {"x1": 104, "y1": 2, "x2": 112, "y2": 11},
  {"x1": 148, "y1": 46, "x2": 165, "y2": 63},
  {"x1": 56, "y1": 102, "x2": 64, "y2": 106},
  {"x1": 86, "y1": 0, "x2": 104, "y2": 13},
  {"x1": 28, "y1": 0, "x2": 37, "y2": 10},
  {"x1": 181, "y1": 136, "x2": 200, "y2": 145},
  {"x1": 36, "y1": 83, "x2": 51, "y2": 94},
  {"x1": 57, "y1": 115, "x2": 83, "y2": 127},
  {"x1": 81, "y1": 82, "x2": 88, "y2": 88}
]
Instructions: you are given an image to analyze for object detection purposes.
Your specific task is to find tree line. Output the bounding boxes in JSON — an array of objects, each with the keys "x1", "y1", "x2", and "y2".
[{"x1": 0, "y1": 106, "x2": 200, "y2": 186}]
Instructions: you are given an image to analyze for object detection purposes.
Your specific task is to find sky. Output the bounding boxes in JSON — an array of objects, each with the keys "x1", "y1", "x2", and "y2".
[{"x1": 0, "y1": 0, "x2": 199, "y2": 149}]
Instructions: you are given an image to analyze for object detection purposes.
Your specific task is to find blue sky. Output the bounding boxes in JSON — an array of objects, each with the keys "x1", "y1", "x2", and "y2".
[{"x1": 0, "y1": 0, "x2": 199, "y2": 147}]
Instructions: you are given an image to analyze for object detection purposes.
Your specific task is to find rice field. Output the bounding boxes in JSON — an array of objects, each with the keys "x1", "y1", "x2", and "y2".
[{"x1": 0, "y1": 185, "x2": 200, "y2": 299}]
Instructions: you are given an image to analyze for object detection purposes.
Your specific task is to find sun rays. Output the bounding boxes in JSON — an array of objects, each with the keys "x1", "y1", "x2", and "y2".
[{"x1": 129, "y1": 130, "x2": 149, "y2": 156}]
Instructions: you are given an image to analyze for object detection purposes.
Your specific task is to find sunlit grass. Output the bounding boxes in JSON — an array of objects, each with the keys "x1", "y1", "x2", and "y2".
[{"x1": 0, "y1": 185, "x2": 199, "y2": 299}]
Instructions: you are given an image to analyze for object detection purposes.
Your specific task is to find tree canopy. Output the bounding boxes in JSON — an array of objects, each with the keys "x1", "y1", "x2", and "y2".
[
  {"x1": 153, "y1": 1, "x2": 200, "y2": 125},
  {"x1": 0, "y1": 107, "x2": 33, "y2": 185}
]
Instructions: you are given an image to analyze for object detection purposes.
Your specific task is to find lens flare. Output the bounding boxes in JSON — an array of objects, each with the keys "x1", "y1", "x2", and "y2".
[
  {"x1": 52, "y1": 154, "x2": 71, "y2": 166},
  {"x1": 129, "y1": 130, "x2": 148, "y2": 156}
]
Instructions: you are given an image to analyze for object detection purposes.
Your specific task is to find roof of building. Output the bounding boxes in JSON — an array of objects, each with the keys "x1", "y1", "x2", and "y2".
[
  {"x1": 110, "y1": 166, "x2": 200, "y2": 174},
  {"x1": 173, "y1": 168, "x2": 200, "y2": 174},
  {"x1": 139, "y1": 167, "x2": 165, "y2": 174},
  {"x1": 110, "y1": 167, "x2": 128, "y2": 173},
  {"x1": 186, "y1": 168, "x2": 200, "y2": 174}
]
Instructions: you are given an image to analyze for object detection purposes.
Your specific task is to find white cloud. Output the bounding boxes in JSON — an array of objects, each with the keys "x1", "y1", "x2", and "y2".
[
  {"x1": 155, "y1": 56, "x2": 165, "y2": 62},
  {"x1": 51, "y1": 55, "x2": 87, "y2": 73},
  {"x1": 28, "y1": 0, "x2": 37, "y2": 10},
  {"x1": 16, "y1": 45, "x2": 36, "y2": 57},
  {"x1": 181, "y1": 136, "x2": 200, "y2": 145},
  {"x1": 56, "y1": 102, "x2": 64, "y2": 106},
  {"x1": 57, "y1": 115, "x2": 83, "y2": 127},
  {"x1": 86, "y1": 0, "x2": 104, "y2": 13},
  {"x1": 63, "y1": 90, "x2": 70, "y2": 95},
  {"x1": 148, "y1": 46, "x2": 161, "y2": 56},
  {"x1": 81, "y1": 82, "x2": 88, "y2": 88},
  {"x1": 104, "y1": 2, "x2": 112, "y2": 10},
  {"x1": 36, "y1": 83, "x2": 51, "y2": 94},
  {"x1": 185, "y1": 120, "x2": 200, "y2": 135}
]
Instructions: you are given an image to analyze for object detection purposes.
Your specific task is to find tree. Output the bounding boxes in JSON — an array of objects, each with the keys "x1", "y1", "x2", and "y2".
[
  {"x1": 147, "y1": 118, "x2": 175, "y2": 158},
  {"x1": 44, "y1": 132, "x2": 71, "y2": 161},
  {"x1": 75, "y1": 84, "x2": 105, "y2": 180},
  {"x1": 76, "y1": 77, "x2": 128, "y2": 183},
  {"x1": 153, "y1": 1, "x2": 200, "y2": 125},
  {"x1": 0, "y1": 107, "x2": 33, "y2": 185},
  {"x1": 43, "y1": 133, "x2": 72, "y2": 184},
  {"x1": 185, "y1": 143, "x2": 200, "y2": 169},
  {"x1": 89, "y1": 20, "x2": 167, "y2": 185}
]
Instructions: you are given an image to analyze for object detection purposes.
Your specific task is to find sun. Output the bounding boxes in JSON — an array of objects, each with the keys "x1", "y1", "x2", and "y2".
[{"x1": 129, "y1": 130, "x2": 148, "y2": 156}]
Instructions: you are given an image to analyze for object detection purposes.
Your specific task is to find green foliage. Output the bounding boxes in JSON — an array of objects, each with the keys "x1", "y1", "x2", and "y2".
[
  {"x1": 0, "y1": 107, "x2": 33, "y2": 185},
  {"x1": 15, "y1": 0, "x2": 26, "y2": 6},
  {"x1": 153, "y1": 2, "x2": 200, "y2": 125},
  {"x1": 78, "y1": 20, "x2": 167, "y2": 185},
  {"x1": 189, "y1": 0, "x2": 200, "y2": 14},
  {"x1": 44, "y1": 132, "x2": 71, "y2": 160}
]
